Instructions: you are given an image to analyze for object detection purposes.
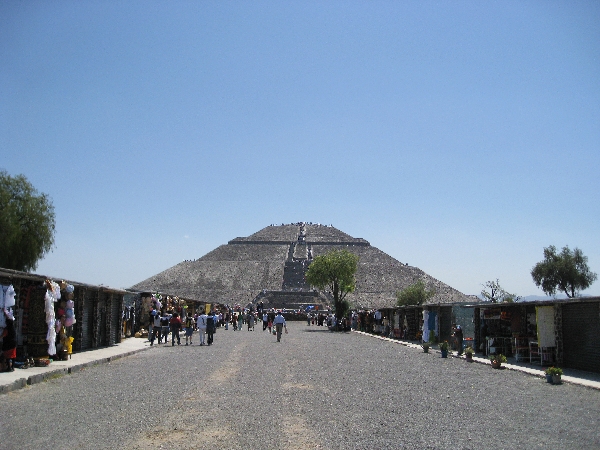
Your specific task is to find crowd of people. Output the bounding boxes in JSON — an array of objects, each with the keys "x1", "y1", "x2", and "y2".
[
  {"x1": 147, "y1": 305, "x2": 466, "y2": 348},
  {"x1": 147, "y1": 307, "x2": 289, "y2": 346},
  {"x1": 147, "y1": 306, "x2": 463, "y2": 347},
  {"x1": 269, "y1": 222, "x2": 332, "y2": 227}
]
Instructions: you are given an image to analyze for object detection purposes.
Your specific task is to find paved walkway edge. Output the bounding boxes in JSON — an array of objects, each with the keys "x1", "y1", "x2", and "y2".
[
  {"x1": 1, "y1": 338, "x2": 150, "y2": 395},
  {"x1": 352, "y1": 330, "x2": 600, "y2": 391}
]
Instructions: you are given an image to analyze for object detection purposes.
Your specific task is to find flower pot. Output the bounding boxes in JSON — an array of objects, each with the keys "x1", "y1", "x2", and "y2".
[
  {"x1": 423, "y1": 346, "x2": 429, "y2": 353},
  {"x1": 546, "y1": 374, "x2": 553, "y2": 383},
  {"x1": 552, "y1": 374, "x2": 562, "y2": 384},
  {"x1": 465, "y1": 354, "x2": 473, "y2": 362},
  {"x1": 441, "y1": 349, "x2": 448, "y2": 358},
  {"x1": 491, "y1": 360, "x2": 502, "y2": 369}
]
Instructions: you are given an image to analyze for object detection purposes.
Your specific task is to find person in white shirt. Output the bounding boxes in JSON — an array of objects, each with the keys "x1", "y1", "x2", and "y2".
[
  {"x1": 273, "y1": 311, "x2": 287, "y2": 342},
  {"x1": 197, "y1": 311, "x2": 208, "y2": 346}
]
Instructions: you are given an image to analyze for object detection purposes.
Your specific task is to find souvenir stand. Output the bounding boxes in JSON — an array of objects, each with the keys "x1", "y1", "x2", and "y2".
[{"x1": 484, "y1": 308, "x2": 513, "y2": 355}]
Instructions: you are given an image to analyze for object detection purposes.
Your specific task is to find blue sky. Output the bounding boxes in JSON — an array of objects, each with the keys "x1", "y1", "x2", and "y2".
[{"x1": 2, "y1": 1, "x2": 599, "y2": 297}]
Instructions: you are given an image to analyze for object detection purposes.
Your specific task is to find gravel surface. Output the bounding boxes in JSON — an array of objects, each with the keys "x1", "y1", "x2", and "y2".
[{"x1": 2, "y1": 322, "x2": 599, "y2": 449}]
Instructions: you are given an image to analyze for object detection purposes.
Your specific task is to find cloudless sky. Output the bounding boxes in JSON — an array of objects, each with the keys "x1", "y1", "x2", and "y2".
[{"x1": 2, "y1": 1, "x2": 599, "y2": 296}]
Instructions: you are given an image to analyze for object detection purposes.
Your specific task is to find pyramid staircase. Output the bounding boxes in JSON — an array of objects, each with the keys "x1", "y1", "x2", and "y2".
[{"x1": 255, "y1": 229, "x2": 328, "y2": 311}]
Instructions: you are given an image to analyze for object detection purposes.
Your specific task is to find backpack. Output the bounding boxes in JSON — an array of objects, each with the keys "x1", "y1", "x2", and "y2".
[
  {"x1": 185, "y1": 317, "x2": 193, "y2": 328},
  {"x1": 206, "y1": 316, "x2": 214, "y2": 331}
]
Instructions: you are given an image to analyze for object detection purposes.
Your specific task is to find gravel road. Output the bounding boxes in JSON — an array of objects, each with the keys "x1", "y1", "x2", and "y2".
[{"x1": 2, "y1": 322, "x2": 599, "y2": 449}]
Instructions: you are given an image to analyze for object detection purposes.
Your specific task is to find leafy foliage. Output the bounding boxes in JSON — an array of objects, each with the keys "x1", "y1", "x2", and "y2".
[
  {"x1": 396, "y1": 279, "x2": 435, "y2": 306},
  {"x1": 489, "y1": 353, "x2": 507, "y2": 364},
  {"x1": 480, "y1": 279, "x2": 517, "y2": 303},
  {"x1": 305, "y1": 249, "x2": 358, "y2": 320},
  {"x1": 0, "y1": 170, "x2": 55, "y2": 272},
  {"x1": 545, "y1": 366, "x2": 563, "y2": 376},
  {"x1": 531, "y1": 245, "x2": 597, "y2": 298}
]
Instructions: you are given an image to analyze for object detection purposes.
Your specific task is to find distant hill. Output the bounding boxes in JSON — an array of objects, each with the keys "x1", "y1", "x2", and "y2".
[
  {"x1": 474, "y1": 294, "x2": 580, "y2": 302},
  {"x1": 520, "y1": 294, "x2": 568, "y2": 302}
]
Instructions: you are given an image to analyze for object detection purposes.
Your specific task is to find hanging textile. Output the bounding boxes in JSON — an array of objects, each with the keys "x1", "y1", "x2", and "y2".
[
  {"x1": 1, "y1": 284, "x2": 16, "y2": 329},
  {"x1": 428, "y1": 310, "x2": 438, "y2": 339},
  {"x1": 45, "y1": 280, "x2": 61, "y2": 355},
  {"x1": 536, "y1": 306, "x2": 555, "y2": 348},
  {"x1": 422, "y1": 310, "x2": 429, "y2": 342}
]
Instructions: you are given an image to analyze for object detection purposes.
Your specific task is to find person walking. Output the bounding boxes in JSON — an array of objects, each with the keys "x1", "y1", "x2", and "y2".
[
  {"x1": 453, "y1": 324, "x2": 464, "y2": 355},
  {"x1": 247, "y1": 312, "x2": 254, "y2": 331},
  {"x1": 184, "y1": 313, "x2": 194, "y2": 346},
  {"x1": 150, "y1": 311, "x2": 162, "y2": 346},
  {"x1": 148, "y1": 308, "x2": 157, "y2": 342},
  {"x1": 273, "y1": 310, "x2": 287, "y2": 342},
  {"x1": 197, "y1": 310, "x2": 207, "y2": 345},
  {"x1": 160, "y1": 313, "x2": 170, "y2": 344},
  {"x1": 262, "y1": 312, "x2": 269, "y2": 331},
  {"x1": 169, "y1": 312, "x2": 182, "y2": 346},
  {"x1": 206, "y1": 312, "x2": 216, "y2": 345}
]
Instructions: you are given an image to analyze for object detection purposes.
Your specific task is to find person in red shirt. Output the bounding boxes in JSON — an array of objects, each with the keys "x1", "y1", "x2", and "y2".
[
  {"x1": 169, "y1": 312, "x2": 182, "y2": 346},
  {"x1": 2, "y1": 311, "x2": 17, "y2": 371}
]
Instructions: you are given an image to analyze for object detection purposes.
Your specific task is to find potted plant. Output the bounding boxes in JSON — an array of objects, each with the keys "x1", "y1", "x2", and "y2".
[
  {"x1": 422, "y1": 342, "x2": 430, "y2": 353},
  {"x1": 545, "y1": 366, "x2": 563, "y2": 384},
  {"x1": 438, "y1": 340, "x2": 449, "y2": 358},
  {"x1": 489, "y1": 353, "x2": 507, "y2": 369},
  {"x1": 464, "y1": 346, "x2": 474, "y2": 362}
]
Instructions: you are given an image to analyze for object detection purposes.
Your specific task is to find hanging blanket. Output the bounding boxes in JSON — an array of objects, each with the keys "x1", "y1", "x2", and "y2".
[{"x1": 536, "y1": 306, "x2": 555, "y2": 348}]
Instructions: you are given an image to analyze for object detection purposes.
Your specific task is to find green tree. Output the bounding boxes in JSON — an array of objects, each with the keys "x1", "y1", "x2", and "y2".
[
  {"x1": 531, "y1": 245, "x2": 597, "y2": 298},
  {"x1": 0, "y1": 170, "x2": 56, "y2": 272},
  {"x1": 480, "y1": 279, "x2": 516, "y2": 303},
  {"x1": 396, "y1": 279, "x2": 436, "y2": 306},
  {"x1": 305, "y1": 249, "x2": 358, "y2": 320}
]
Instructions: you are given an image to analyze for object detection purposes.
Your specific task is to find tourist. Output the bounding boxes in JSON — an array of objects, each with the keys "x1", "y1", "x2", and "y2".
[
  {"x1": 247, "y1": 312, "x2": 254, "y2": 331},
  {"x1": 453, "y1": 324, "x2": 464, "y2": 355},
  {"x1": 206, "y1": 312, "x2": 215, "y2": 345},
  {"x1": 148, "y1": 308, "x2": 157, "y2": 341},
  {"x1": 327, "y1": 314, "x2": 337, "y2": 331},
  {"x1": 374, "y1": 310, "x2": 382, "y2": 327},
  {"x1": 197, "y1": 310, "x2": 207, "y2": 345},
  {"x1": 170, "y1": 312, "x2": 182, "y2": 346},
  {"x1": 150, "y1": 311, "x2": 162, "y2": 346},
  {"x1": 232, "y1": 313, "x2": 238, "y2": 331},
  {"x1": 2, "y1": 310, "x2": 16, "y2": 372},
  {"x1": 273, "y1": 310, "x2": 287, "y2": 342},
  {"x1": 263, "y1": 312, "x2": 269, "y2": 331},
  {"x1": 184, "y1": 313, "x2": 194, "y2": 345},
  {"x1": 160, "y1": 312, "x2": 170, "y2": 344}
]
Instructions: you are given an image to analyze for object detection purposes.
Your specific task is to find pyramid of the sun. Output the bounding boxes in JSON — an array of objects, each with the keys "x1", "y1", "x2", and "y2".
[{"x1": 131, "y1": 223, "x2": 471, "y2": 309}]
